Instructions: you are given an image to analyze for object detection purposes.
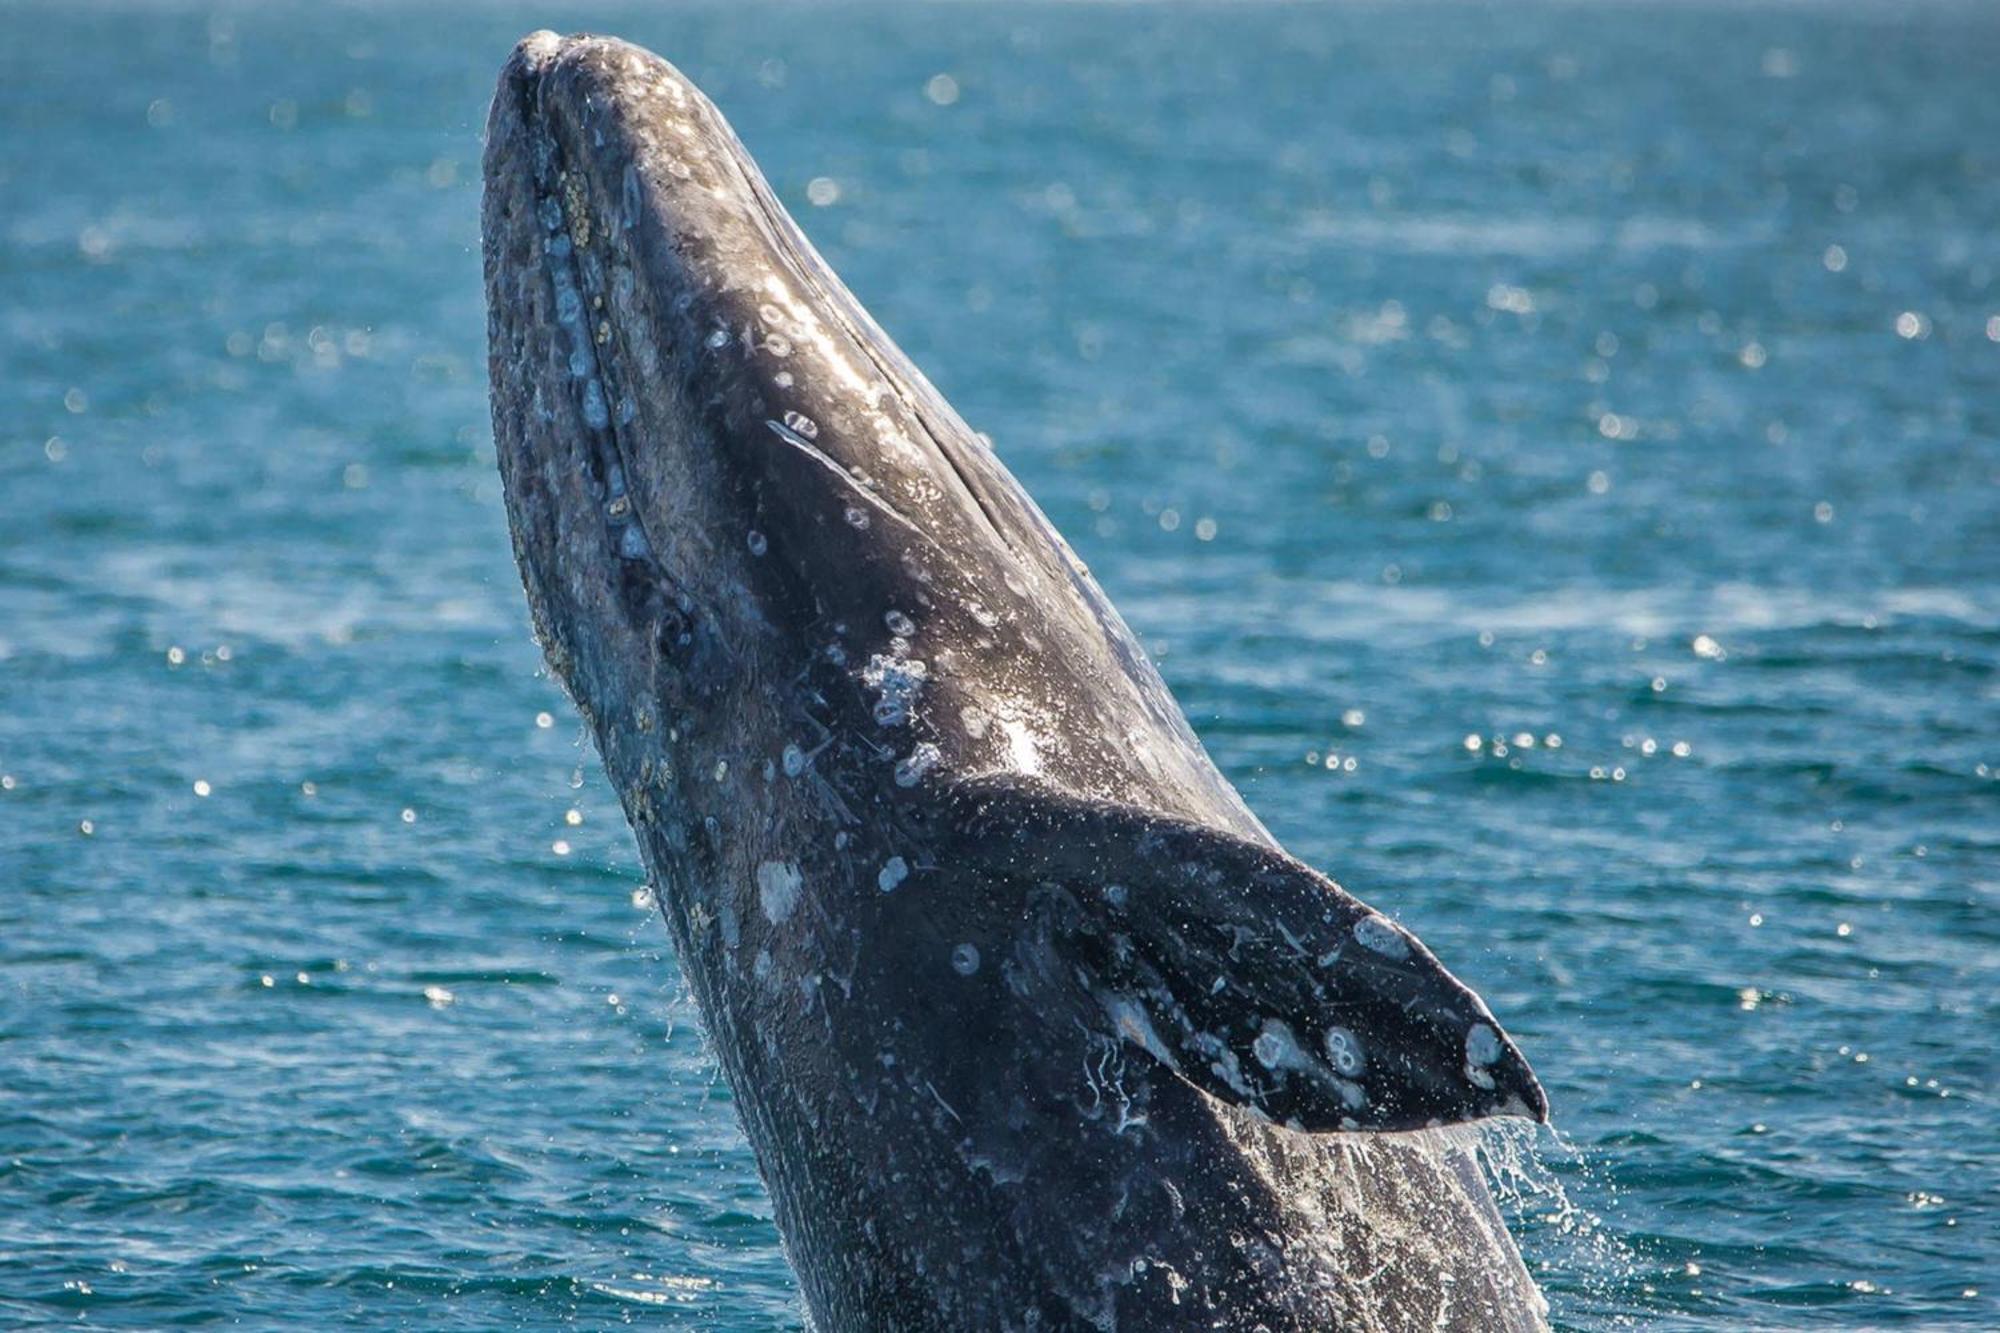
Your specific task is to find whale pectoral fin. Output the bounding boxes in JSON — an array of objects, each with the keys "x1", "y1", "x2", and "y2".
[{"x1": 950, "y1": 779, "x2": 1548, "y2": 1134}]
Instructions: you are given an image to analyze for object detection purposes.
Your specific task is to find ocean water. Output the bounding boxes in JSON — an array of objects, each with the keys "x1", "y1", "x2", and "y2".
[{"x1": 3, "y1": 1, "x2": 1996, "y2": 1327}]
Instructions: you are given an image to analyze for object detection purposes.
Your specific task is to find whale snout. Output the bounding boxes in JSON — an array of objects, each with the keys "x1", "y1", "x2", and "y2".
[
  {"x1": 482, "y1": 32, "x2": 746, "y2": 721},
  {"x1": 494, "y1": 29, "x2": 707, "y2": 135}
]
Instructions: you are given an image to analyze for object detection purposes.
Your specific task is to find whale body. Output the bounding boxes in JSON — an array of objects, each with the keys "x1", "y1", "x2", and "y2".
[{"x1": 483, "y1": 31, "x2": 1549, "y2": 1331}]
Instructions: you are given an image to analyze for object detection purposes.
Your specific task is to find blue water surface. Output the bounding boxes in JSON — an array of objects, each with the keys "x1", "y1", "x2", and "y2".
[{"x1": 3, "y1": 2, "x2": 1996, "y2": 1328}]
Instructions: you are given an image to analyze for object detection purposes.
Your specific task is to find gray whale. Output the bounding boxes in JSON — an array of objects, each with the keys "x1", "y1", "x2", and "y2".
[{"x1": 483, "y1": 30, "x2": 1549, "y2": 1331}]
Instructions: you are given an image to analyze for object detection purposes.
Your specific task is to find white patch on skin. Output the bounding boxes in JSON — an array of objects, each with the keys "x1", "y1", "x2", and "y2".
[
  {"x1": 1252, "y1": 1018, "x2": 1309, "y2": 1072},
  {"x1": 1323, "y1": 1026, "x2": 1366, "y2": 1077},
  {"x1": 895, "y1": 742, "x2": 941, "y2": 787},
  {"x1": 1100, "y1": 993, "x2": 1178, "y2": 1069},
  {"x1": 877, "y1": 856, "x2": 908, "y2": 893},
  {"x1": 1466, "y1": 1023, "x2": 1502, "y2": 1067},
  {"x1": 555, "y1": 285, "x2": 582, "y2": 327},
  {"x1": 1187, "y1": 1031, "x2": 1252, "y2": 1098},
  {"x1": 1465, "y1": 1023, "x2": 1502, "y2": 1088},
  {"x1": 861, "y1": 653, "x2": 927, "y2": 727},
  {"x1": 757, "y1": 860, "x2": 802, "y2": 924},
  {"x1": 1353, "y1": 914, "x2": 1411, "y2": 959},
  {"x1": 950, "y1": 942, "x2": 980, "y2": 976},
  {"x1": 1246, "y1": 1018, "x2": 1366, "y2": 1111}
]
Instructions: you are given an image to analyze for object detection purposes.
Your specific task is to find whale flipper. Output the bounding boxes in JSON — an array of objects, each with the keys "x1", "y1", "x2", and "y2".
[{"x1": 952, "y1": 779, "x2": 1547, "y2": 1134}]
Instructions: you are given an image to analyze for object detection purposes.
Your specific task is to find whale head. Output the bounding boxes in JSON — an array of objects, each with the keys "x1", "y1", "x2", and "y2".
[{"x1": 485, "y1": 32, "x2": 1112, "y2": 793}]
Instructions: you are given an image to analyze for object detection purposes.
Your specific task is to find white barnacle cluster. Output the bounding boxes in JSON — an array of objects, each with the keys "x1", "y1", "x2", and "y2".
[
  {"x1": 1323, "y1": 1025, "x2": 1366, "y2": 1079},
  {"x1": 755, "y1": 280, "x2": 822, "y2": 363},
  {"x1": 895, "y1": 742, "x2": 942, "y2": 788},
  {"x1": 540, "y1": 198, "x2": 612, "y2": 415},
  {"x1": 861, "y1": 651, "x2": 928, "y2": 728},
  {"x1": 1250, "y1": 1017, "x2": 1367, "y2": 1115}
]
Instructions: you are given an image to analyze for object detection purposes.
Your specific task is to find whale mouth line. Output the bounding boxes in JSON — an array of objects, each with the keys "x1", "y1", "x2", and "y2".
[{"x1": 761, "y1": 418, "x2": 949, "y2": 554}]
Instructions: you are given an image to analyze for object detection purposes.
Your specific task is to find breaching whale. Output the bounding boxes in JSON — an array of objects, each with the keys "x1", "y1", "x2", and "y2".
[{"x1": 483, "y1": 31, "x2": 1550, "y2": 1331}]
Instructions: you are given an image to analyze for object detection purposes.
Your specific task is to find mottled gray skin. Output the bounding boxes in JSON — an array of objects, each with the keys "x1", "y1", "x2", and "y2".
[{"x1": 484, "y1": 32, "x2": 1550, "y2": 1332}]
